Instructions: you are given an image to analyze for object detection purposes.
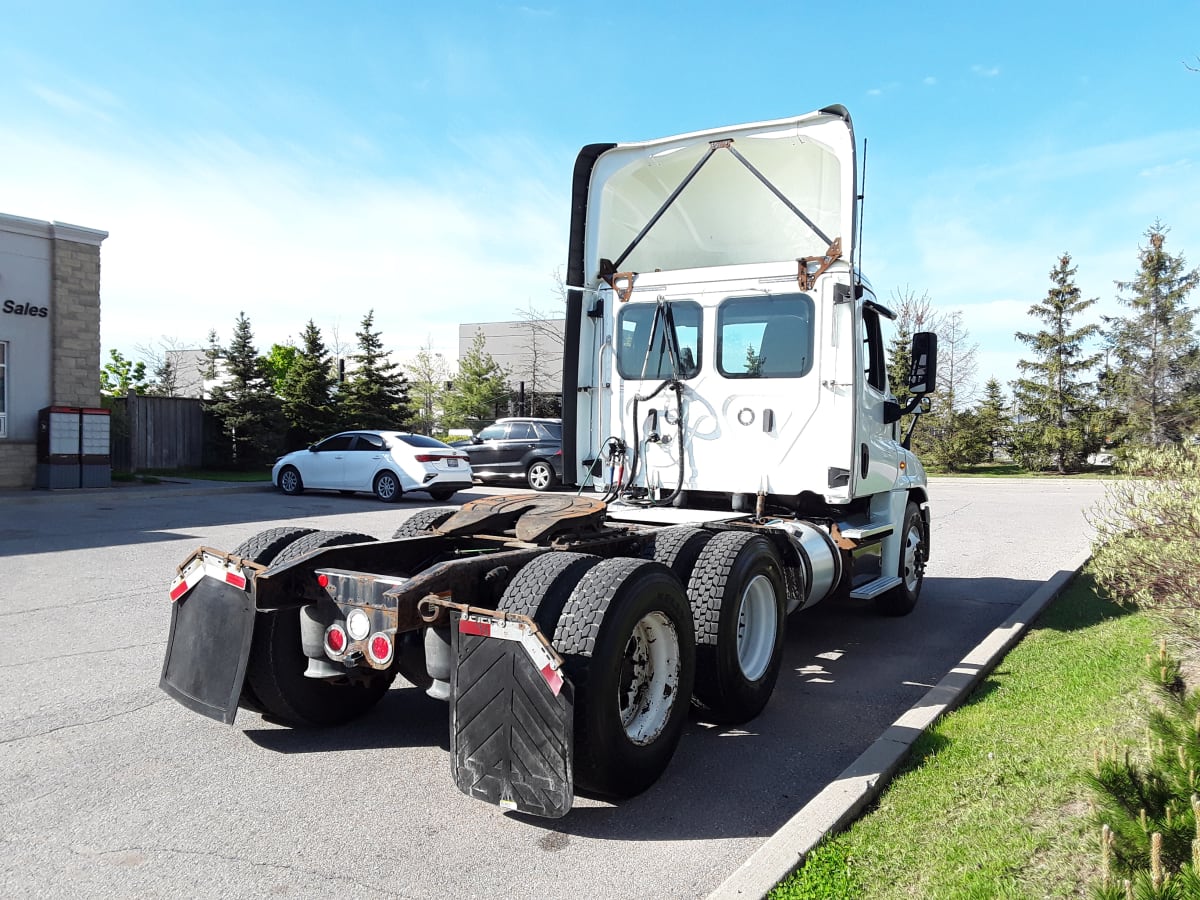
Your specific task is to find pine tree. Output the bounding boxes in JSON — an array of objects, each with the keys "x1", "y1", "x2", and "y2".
[
  {"x1": 340, "y1": 310, "x2": 410, "y2": 430},
  {"x1": 207, "y1": 312, "x2": 286, "y2": 468},
  {"x1": 1106, "y1": 223, "x2": 1200, "y2": 446},
  {"x1": 974, "y1": 378, "x2": 1010, "y2": 463},
  {"x1": 278, "y1": 321, "x2": 337, "y2": 445},
  {"x1": 442, "y1": 329, "x2": 511, "y2": 429},
  {"x1": 1011, "y1": 254, "x2": 1102, "y2": 473}
]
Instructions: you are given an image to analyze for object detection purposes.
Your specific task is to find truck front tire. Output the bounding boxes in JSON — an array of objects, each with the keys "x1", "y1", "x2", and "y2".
[
  {"x1": 875, "y1": 502, "x2": 926, "y2": 616},
  {"x1": 688, "y1": 531, "x2": 786, "y2": 725},
  {"x1": 553, "y1": 557, "x2": 695, "y2": 798}
]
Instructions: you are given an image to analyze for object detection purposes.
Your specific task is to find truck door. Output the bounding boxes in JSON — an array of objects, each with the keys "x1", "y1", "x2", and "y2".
[{"x1": 852, "y1": 302, "x2": 900, "y2": 497}]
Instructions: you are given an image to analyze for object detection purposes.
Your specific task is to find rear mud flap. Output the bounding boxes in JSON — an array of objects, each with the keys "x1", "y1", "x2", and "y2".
[
  {"x1": 159, "y1": 577, "x2": 256, "y2": 725},
  {"x1": 449, "y1": 612, "x2": 574, "y2": 818}
]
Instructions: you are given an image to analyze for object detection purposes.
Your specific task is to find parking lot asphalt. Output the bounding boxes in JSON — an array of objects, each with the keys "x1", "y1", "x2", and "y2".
[{"x1": 0, "y1": 475, "x2": 1104, "y2": 899}]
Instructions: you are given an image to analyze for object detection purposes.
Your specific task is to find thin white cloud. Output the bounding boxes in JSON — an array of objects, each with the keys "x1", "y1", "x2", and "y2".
[
  {"x1": 971, "y1": 65, "x2": 1001, "y2": 78},
  {"x1": 923, "y1": 76, "x2": 937, "y2": 86},
  {"x1": 0, "y1": 122, "x2": 570, "y2": 369}
]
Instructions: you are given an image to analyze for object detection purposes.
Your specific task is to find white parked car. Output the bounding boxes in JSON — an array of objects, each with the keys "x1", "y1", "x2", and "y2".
[{"x1": 271, "y1": 431, "x2": 472, "y2": 503}]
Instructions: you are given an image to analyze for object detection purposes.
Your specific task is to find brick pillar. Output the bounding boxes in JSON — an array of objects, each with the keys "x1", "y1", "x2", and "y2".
[{"x1": 51, "y1": 224, "x2": 106, "y2": 408}]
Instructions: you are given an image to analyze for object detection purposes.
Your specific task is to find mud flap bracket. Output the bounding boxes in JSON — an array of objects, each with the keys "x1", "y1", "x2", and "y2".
[{"x1": 449, "y1": 609, "x2": 574, "y2": 818}]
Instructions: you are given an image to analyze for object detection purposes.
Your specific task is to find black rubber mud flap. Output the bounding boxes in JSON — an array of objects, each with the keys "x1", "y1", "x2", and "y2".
[
  {"x1": 449, "y1": 611, "x2": 574, "y2": 818},
  {"x1": 160, "y1": 577, "x2": 256, "y2": 725}
]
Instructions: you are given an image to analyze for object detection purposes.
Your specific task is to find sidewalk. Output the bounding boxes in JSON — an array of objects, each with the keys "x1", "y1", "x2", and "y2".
[{"x1": 0, "y1": 476, "x2": 274, "y2": 504}]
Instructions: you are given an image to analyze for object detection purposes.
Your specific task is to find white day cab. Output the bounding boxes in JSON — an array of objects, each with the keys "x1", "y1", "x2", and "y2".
[{"x1": 160, "y1": 105, "x2": 938, "y2": 817}]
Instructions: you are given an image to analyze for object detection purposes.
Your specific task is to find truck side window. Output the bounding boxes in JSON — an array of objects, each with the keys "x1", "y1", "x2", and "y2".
[
  {"x1": 861, "y1": 307, "x2": 887, "y2": 393},
  {"x1": 717, "y1": 294, "x2": 814, "y2": 378},
  {"x1": 616, "y1": 301, "x2": 702, "y2": 380}
]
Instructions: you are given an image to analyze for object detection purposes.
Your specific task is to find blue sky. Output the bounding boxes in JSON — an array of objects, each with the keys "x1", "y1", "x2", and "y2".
[{"x1": 2, "y1": 1, "x2": 1198, "y2": 395}]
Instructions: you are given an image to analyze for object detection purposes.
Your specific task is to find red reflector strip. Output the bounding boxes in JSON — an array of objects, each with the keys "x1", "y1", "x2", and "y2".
[
  {"x1": 540, "y1": 664, "x2": 564, "y2": 695},
  {"x1": 458, "y1": 612, "x2": 563, "y2": 696},
  {"x1": 224, "y1": 570, "x2": 247, "y2": 589},
  {"x1": 458, "y1": 618, "x2": 492, "y2": 637}
]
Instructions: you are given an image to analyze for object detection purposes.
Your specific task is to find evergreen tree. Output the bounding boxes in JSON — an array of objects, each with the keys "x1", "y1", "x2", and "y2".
[
  {"x1": 1011, "y1": 254, "x2": 1102, "y2": 472},
  {"x1": 278, "y1": 321, "x2": 337, "y2": 445},
  {"x1": 199, "y1": 329, "x2": 223, "y2": 399},
  {"x1": 1106, "y1": 223, "x2": 1200, "y2": 445},
  {"x1": 340, "y1": 310, "x2": 410, "y2": 430},
  {"x1": 442, "y1": 329, "x2": 511, "y2": 429},
  {"x1": 974, "y1": 377, "x2": 1010, "y2": 463},
  {"x1": 207, "y1": 312, "x2": 285, "y2": 468}
]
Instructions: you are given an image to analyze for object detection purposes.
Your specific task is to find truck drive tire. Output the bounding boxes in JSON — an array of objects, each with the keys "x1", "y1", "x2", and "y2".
[
  {"x1": 688, "y1": 531, "x2": 786, "y2": 725},
  {"x1": 641, "y1": 525, "x2": 714, "y2": 585},
  {"x1": 553, "y1": 557, "x2": 695, "y2": 798},
  {"x1": 245, "y1": 530, "x2": 397, "y2": 727},
  {"x1": 497, "y1": 552, "x2": 603, "y2": 637},
  {"x1": 875, "y1": 501, "x2": 926, "y2": 616},
  {"x1": 230, "y1": 527, "x2": 320, "y2": 714},
  {"x1": 392, "y1": 506, "x2": 459, "y2": 538}
]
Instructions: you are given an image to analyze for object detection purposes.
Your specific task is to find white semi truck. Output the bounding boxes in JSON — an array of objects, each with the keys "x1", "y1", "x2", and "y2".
[{"x1": 160, "y1": 105, "x2": 937, "y2": 818}]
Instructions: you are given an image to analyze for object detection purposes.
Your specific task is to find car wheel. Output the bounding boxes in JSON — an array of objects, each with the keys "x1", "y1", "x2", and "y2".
[
  {"x1": 428, "y1": 488, "x2": 457, "y2": 502},
  {"x1": 277, "y1": 466, "x2": 303, "y2": 495},
  {"x1": 373, "y1": 470, "x2": 402, "y2": 503},
  {"x1": 526, "y1": 459, "x2": 556, "y2": 492}
]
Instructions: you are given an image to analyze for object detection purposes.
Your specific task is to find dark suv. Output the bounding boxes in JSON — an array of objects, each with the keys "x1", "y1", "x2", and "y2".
[{"x1": 456, "y1": 417, "x2": 563, "y2": 491}]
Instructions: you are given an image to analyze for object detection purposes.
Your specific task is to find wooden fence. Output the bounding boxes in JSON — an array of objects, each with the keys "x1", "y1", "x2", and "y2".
[{"x1": 110, "y1": 395, "x2": 205, "y2": 471}]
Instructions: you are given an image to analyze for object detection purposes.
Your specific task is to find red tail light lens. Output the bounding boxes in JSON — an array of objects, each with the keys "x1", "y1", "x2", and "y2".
[
  {"x1": 413, "y1": 454, "x2": 439, "y2": 463},
  {"x1": 325, "y1": 623, "x2": 347, "y2": 656},
  {"x1": 368, "y1": 632, "x2": 394, "y2": 666}
]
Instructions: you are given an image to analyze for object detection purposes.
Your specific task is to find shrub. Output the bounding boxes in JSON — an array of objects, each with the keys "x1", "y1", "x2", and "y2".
[
  {"x1": 1089, "y1": 642, "x2": 1200, "y2": 898},
  {"x1": 1090, "y1": 443, "x2": 1200, "y2": 632}
]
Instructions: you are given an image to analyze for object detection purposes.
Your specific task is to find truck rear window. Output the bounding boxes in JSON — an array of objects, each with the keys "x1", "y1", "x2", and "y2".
[
  {"x1": 616, "y1": 301, "x2": 702, "y2": 380},
  {"x1": 717, "y1": 294, "x2": 814, "y2": 378}
]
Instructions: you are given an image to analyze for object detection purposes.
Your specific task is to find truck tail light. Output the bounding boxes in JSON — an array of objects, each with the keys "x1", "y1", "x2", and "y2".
[
  {"x1": 368, "y1": 632, "x2": 394, "y2": 666},
  {"x1": 325, "y1": 623, "x2": 348, "y2": 657}
]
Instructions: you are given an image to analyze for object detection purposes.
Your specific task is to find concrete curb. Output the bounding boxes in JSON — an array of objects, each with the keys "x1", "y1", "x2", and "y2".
[{"x1": 707, "y1": 550, "x2": 1093, "y2": 900}]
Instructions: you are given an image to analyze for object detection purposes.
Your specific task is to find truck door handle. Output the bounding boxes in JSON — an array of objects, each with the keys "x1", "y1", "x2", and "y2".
[
  {"x1": 763, "y1": 409, "x2": 775, "y2": 432},
  {"x1": 860, "y1": 444, "x2": 870, "y2": 478}
]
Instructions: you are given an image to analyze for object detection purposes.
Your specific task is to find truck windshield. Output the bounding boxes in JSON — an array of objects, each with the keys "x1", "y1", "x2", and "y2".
[
  {"x1": 616, "y1": 300, "x2": 702, "y2": 380},
  {"x1": 717, "y1": 294, "x2": 814, "y2": 378}
]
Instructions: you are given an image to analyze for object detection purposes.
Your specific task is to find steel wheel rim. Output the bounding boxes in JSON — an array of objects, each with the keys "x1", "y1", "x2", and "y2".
[
  {"x1": 529, "y1": 463, "x2": 551, "y2": 490},
  {"x1": 736, "y1": 573, "x2": 778, "y2": 681},
  {"x1": 376, "y1": 474, "x2": 397, "y2": 500},
  {"x1": 617, "y1": 611, "x2": 680, "y2": 745},
  {"x1": 901, "y1": 522, "x2": 922, "y2": 591}
]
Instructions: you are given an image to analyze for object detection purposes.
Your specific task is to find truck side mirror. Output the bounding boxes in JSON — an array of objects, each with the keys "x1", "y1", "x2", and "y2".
[{"x1": 908, "y1": 332, "x2": 938, "y2": 395}]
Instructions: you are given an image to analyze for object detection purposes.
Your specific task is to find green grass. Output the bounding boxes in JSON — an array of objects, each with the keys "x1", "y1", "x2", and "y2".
[
  {"x1": 929, "y1": 462, "x2": 1114, "y2": 477},
  {"x1": 771, "y1": 575, "x2": 1157, "y2": 899},
  {"x1": 133, "y1": 468, "x2": 272, "y2": 482}
]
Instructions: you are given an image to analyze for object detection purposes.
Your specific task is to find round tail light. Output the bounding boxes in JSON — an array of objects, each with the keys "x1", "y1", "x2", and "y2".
[
  {"x1": 325, "y1": 623, "x2": 347, "y2": 657},
  {"x1": 367, "y1": 632, "x2": 394, "y2": 666}
]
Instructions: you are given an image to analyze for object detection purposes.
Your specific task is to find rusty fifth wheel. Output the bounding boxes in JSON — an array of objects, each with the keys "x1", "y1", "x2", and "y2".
[{"x1": 552, "y1": 557, "x2": 695, "y2": 798}]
